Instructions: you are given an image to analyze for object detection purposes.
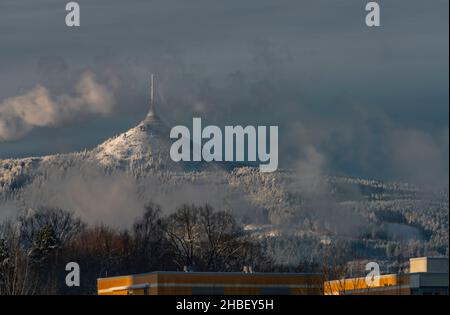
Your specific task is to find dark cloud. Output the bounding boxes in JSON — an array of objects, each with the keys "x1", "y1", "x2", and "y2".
[{"x1": 0, "y1": 0, "x2": 448, "y2": 188}]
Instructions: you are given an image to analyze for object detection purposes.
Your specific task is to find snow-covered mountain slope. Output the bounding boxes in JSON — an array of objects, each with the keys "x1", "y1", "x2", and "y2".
[
  {"x1": 91, "y1": 112, "x2": 179, "y2": 171},
  {"x1": 0, "y1": 109, "x2": 216, "y2": 192},
  {"x1": 0, "y1": 108, "x2": 448, "y2": 261}
]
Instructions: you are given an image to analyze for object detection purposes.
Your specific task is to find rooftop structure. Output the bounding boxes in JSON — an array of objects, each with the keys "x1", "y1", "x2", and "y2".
[
  {"x1": 325, "y1": 257, "x2": 449, "y2": 295},
  {"x1": 97, "y1": 271, "x2": 324, "y2": 295}
]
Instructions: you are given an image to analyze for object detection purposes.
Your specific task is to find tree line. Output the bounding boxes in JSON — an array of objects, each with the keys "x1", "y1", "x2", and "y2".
[
  {"x1": 0, "y1": 203, "x2": 272, "y2": 294},
  {"x1": 1, "y1": 202, "x2": 411, "y2": 295}
]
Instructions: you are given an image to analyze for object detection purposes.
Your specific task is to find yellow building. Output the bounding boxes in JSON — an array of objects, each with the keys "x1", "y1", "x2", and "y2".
[
  {"x1": 98, "y1": 257, "x2": 448, "y2": 295},
  {"x1": 98, "y1": 271, "x2": 324, "y2": 295},
  {"x1": 324, "y1": 273, "x2": 412, "y2": 295},
  {"x1": 325, "y1": 257, "x2": 449, "y2": 295}
]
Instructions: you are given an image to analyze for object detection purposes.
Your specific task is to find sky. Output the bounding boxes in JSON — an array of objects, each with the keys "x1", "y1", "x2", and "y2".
[{"x1": 0, "y1": 0, "x2": 448, "y2": 188}]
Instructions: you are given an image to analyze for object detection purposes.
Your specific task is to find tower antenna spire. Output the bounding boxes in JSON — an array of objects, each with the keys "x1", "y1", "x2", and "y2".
[
  {"x1": 151, "y1": 74, "x2": 154, "y2": 106},
  {"x1": 148, "y1": 74, "x2": 156, "y2": 117}
]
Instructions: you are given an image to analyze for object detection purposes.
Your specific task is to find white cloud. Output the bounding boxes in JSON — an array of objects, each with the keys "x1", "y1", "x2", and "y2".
[{"x1": 0, "y1": 71, "x2": 115, "y2": 141}]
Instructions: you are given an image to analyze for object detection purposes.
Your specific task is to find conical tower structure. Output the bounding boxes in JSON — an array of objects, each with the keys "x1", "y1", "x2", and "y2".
[
  {"x1": 93, "y1": 74, "x2": 213, "y2": 172},
  {"x1": 93, "y1": 74, "x2": 174, "y2": 170},
  {"x1": 142, "y1": 74, "x2": 167, "y2": 132},
  {"x1": 146, "y1": 74, "x2": 156, "y2": 120}
]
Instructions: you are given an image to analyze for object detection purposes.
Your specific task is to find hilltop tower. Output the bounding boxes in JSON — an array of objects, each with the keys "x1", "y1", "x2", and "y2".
[
  {"x1": 143, "y1": 73, "x2": 166, "y2": 131},
  {"x1": 146, "y1": 73, "x2": 156, "y2": 119}
]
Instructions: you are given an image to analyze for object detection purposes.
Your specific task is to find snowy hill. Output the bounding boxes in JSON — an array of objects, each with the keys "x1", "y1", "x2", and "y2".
[
  {"x1": 0, "y1": 106, "x2": 448, "y2": 265},
  {"x1": 92, "y1": 111, "x2": 178, "y2": 171}
]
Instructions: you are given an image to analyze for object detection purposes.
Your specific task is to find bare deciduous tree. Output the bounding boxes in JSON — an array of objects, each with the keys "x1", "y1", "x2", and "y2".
[
  {"x1": 19, "y1": 207, "x2": 85, "y2": 251},
  {"x1": 0, "y1": 220, "x2": 39, "y2": 295}
]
